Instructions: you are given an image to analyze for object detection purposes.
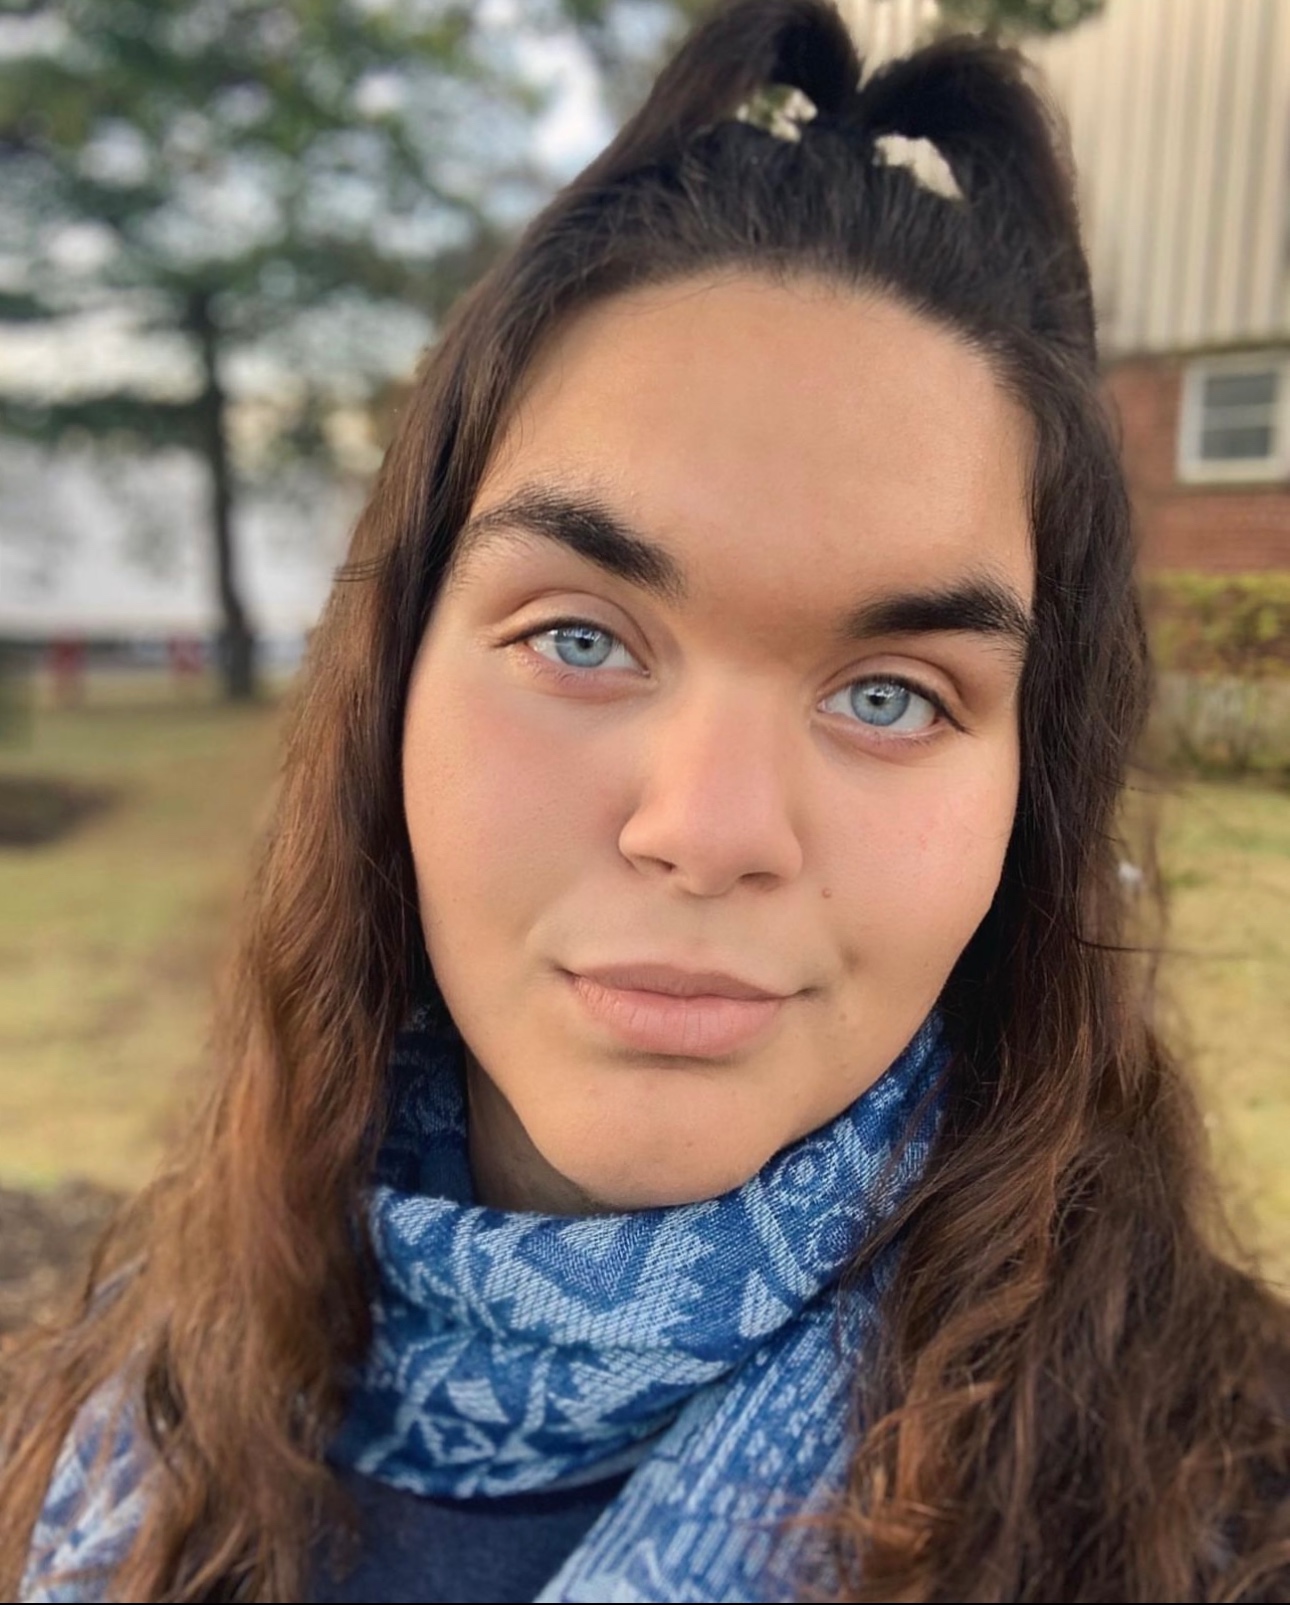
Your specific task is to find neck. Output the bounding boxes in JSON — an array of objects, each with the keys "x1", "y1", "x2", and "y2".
[{"x1": 465, "y1": 1055, "x2": 612, "y2": 1216}]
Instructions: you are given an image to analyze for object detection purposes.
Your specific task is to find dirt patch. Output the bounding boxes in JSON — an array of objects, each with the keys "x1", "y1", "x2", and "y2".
[
  {"x1": 0, "y1": 777, "x2": 116, "y2": 848},
  {"x1": 0, "y1": 1182, "x2": 123, "y2": 1337}
]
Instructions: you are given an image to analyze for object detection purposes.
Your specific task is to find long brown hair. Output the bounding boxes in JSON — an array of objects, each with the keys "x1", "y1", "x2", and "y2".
[{"x1": 3, "y1": 2, "x2": 1288, "y2": 1598}]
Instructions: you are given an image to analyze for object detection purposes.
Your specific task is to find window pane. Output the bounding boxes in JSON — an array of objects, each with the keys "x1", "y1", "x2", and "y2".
[
  {"x1": 1199, "y1": 424, "x2": 1275, "y2": 461},
  {"x1": 1203, "y1": 371, "x2": 1278, "y2": 411}
]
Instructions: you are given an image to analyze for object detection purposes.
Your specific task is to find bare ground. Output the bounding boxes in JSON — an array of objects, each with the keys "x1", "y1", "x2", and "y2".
[{"x1": 0, "y1": 1182, "x2": 122, "y2": 1338}]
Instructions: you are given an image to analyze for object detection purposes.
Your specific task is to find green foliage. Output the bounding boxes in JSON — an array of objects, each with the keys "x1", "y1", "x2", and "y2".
[
  {"x1": 935, "y1": 0, "x2": 1104, "y2": 35},
  {"x1": 0, "y1": 393, "x2": 202, "y2": 450},
  {"x1": 1144, "y1": 572, "x2": 1290, "y2": 681},
  {"x1": 1142, "y1": 574, "x2": 1290, "y2": 777},
  {"x1": 0, "y1": 0, "x2": 647, "y2": 697},
  {"x1": 0, "y1": 0, "x2": 546, "y2": 464}
]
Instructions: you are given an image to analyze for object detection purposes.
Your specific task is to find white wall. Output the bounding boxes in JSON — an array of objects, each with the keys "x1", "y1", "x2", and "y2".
[{"x1": 838, "y1": 0, "x2": 1290, "y2": 357}]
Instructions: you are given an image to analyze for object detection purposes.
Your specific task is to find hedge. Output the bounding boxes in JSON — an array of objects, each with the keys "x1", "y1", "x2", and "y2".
[{"x1": 1141, "y1": 572, "x2": 1290, "y2": 680}]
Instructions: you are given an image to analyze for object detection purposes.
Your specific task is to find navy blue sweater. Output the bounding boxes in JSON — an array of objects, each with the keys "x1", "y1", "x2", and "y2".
[{"x1": 310, "y1": 1469, "x2": 630, "y2": 1604}]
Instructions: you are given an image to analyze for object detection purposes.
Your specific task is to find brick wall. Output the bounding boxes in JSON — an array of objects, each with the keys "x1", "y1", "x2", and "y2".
[{"x1": 1102, "y1": 357, "x2": 1290, "y2": 573}]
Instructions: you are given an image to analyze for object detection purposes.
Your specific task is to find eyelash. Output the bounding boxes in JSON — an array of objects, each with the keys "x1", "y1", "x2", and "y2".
[{"x1": 513, "y1": 618, "x2": 960, "y2": 739}]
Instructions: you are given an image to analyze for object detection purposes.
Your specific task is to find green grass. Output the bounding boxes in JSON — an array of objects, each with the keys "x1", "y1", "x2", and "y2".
[
  {"x1": 1, "y1": 680, "x2": 1287, "y2": 1282},
  {"x1": 0, "y1": 680, "x2": 284, "y2": 1190},
  {"x1": 1153, "y1": 779, "x2": 1290, "y2": 1282}
]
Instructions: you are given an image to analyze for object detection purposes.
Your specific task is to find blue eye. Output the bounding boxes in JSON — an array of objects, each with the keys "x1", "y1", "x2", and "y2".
[
  {"x1": 529, "y1": 623, "x2": 637, "y2": 672},
  {"x1": 822, "y1": 677, "x2": 939, "y2": 734}
]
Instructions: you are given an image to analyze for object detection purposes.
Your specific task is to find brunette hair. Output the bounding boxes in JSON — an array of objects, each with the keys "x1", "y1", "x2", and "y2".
[{"x1": 3, "y1": 1, "x2": 1288, "y2": 1598}]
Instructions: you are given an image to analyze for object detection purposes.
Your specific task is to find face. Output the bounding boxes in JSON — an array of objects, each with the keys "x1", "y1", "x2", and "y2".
[{"x1": 402, "y1": 274, "x2": 1034, "y2": 1213}]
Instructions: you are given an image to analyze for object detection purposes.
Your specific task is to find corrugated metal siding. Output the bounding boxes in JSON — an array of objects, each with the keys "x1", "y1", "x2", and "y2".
[{"x1": 835, "y1": 0, "x2": 1290, "y2": 356}]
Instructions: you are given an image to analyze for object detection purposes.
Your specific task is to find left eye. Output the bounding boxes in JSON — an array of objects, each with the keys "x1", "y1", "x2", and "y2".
[
  {"x1": 528, "y1": 624, "x2": 639, "y2": 672},
  {"x1": 820, "y1": 678, "x2": 939, "y2": 734}
]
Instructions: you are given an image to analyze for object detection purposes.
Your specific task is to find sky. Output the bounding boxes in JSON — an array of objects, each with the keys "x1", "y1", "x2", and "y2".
[{"x1": 0, "y1": 443, "x2": 366, "y2": 639}]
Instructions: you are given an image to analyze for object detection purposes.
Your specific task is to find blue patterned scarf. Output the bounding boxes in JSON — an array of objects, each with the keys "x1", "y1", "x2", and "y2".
[
  {"x1": 23, "y1": 1014, "x2": 947, "y2": 1605},
  {"x1": 330, "y1": 1012, "x2": 949, "y2": 1602}
]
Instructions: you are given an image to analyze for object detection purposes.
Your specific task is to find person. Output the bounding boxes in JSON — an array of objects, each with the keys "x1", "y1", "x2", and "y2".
[{"x1": 3, "y1": 2, "x2": 1288, "y2": 1599}]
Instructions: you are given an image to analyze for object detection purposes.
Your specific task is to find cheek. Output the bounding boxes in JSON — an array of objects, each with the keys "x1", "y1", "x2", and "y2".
[
  {"x1": 824, "y1": 753, "x2": 1018, "y2": 980},
  {"x1": 402, "y1": 656, "x2": 621, "y2": 946}
]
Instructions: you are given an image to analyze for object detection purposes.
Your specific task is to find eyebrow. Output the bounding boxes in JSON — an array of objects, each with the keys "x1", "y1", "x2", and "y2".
[
  {"x1": 456, "y1": 487, "x2": 686, "y2": 602},
  {"x1": 840, "y1": 582, "x2": 1033, "y2": 661},
  {"x1": 455, "y1": 485, "x2": 1033, "y2": 659}
]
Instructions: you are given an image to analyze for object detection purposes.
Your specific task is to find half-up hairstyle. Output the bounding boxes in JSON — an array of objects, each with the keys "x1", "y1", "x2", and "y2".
[{"x1": 3, "y1": 2, "x2": 1288, "y2": 1599}]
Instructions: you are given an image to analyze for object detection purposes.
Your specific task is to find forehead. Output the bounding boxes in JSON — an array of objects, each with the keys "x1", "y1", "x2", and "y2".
[{"x1": 469, "y1": 274, "x2": 1034, "y2": 615}]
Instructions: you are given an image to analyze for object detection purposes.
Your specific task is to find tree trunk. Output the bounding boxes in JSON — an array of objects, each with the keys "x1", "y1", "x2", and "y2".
[{"x1": 191, "y1": 293, "x2": 256, "y2": 702}]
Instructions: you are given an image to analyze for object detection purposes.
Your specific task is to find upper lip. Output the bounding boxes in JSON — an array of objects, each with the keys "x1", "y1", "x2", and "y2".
[{"x1": 572, "y1": 963, "x2": 789, "y2": 1001}]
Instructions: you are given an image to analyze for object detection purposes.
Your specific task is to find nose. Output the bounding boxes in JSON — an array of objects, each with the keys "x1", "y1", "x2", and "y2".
[{"x1": 617, "y1": 682, "x2": 805, "y2": 896}]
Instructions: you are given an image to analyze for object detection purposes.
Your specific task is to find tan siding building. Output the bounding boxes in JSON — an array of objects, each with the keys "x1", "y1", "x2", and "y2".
[{"x1": 837, "y1": 0, "x2": 1290, "y2": 571}]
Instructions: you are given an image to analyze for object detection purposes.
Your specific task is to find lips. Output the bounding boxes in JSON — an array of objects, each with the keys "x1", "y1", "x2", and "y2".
[
  {"x1": 565, "y1": 963, "x2": 791, "y2": 1057},
  {"x1": 576, "y1": 963, "x2": 786, "y2": 1002}
]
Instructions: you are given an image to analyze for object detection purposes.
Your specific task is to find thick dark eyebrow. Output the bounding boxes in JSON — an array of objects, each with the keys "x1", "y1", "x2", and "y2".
[
  {"x1": 839, "y1": 581, "x2": 1034, "y2": 664},
  {"x1": 454, "y1": 487, "x2": 687, "y2": 603},
  {"x1": 455, "y1": 484, "x2": 1031, "y2": 660}
]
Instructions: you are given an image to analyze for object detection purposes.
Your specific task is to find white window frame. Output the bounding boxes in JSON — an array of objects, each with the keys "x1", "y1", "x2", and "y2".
[{"x1": 1177, "y1": 351, "x2": 1290, "y2": 485}]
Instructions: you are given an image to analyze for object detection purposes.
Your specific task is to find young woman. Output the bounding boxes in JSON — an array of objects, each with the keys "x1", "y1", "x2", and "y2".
[{"x1": 4, "y1": 1, "x2": 1288, "y2": 1599}]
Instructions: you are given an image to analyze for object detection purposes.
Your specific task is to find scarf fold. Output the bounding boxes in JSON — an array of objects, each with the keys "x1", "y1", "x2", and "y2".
[{"x1": 330, "y1": 1013, "x2": 948, "y2": 1602}]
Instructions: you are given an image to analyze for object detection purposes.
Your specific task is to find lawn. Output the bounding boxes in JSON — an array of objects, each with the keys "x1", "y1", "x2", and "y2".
[
  {"x1": 0, "y1": 680, "x2": 285, "y2": 1191},
  {"x1": 1152, "y1": 778, "x2": 1290, "y2": 1280},
  {"x1": 1, "y1": 679, "x2": 1287, "y2": 1284}
]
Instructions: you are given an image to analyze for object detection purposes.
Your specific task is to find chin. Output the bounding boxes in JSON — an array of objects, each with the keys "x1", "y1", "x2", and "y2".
[{"x1": 540, "y1": 1126, "x2": 775, "y2": 1212}]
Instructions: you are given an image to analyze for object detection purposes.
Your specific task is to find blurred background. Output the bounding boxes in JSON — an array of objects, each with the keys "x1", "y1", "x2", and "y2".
[{"x1": 1, "y1": 0, "x2": 1287, "y2": 1331}]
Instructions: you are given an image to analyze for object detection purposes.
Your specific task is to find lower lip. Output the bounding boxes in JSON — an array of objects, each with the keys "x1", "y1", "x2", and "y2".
[{"x1": 566, "y1": 973, "x2": 786, "y2": 1058}]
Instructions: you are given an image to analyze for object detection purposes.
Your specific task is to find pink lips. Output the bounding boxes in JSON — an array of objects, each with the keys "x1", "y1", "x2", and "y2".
[{"x1": 566, "y1": 963, "x2": 790, "y2": 1058}]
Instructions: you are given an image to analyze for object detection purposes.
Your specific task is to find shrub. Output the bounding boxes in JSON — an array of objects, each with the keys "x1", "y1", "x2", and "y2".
[
  {"x1": 1143, "y1": 571, "x2": 1290, "y2": 681},
  {"x1": 1141, "y1": 572, "x2": 1290, "y2": 776}
]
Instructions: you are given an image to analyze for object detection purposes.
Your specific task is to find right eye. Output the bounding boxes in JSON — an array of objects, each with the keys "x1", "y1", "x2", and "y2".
[{"x1": 526, "y1": 622, "x2": 641, "y2": 673}]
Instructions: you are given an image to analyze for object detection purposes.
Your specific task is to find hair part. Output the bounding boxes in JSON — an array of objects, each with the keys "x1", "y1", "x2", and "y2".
[{"x1": 3, "y1": 2, "x2": 1288, "y2": 1599}]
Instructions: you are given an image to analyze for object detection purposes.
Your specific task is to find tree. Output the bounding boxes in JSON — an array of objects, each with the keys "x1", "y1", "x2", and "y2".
[{"x1": 0, "y1": 0, "x2": 592, "y2": 699}]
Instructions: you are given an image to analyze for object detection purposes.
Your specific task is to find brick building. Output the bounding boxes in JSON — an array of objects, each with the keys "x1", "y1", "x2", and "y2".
[
  {"x1": 841, "y1": 0, "x2": 1290, "y2": 573},
  {"x1": 1104, "y1": 356, "x2": 1289, "y2": 573}
]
